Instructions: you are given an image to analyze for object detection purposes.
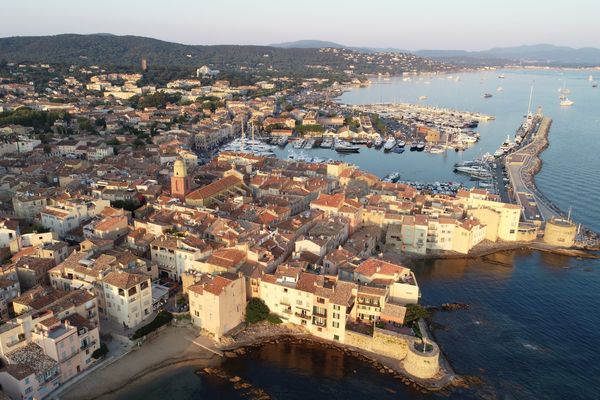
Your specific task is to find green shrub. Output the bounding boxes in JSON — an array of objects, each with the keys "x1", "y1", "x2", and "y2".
[
  {"x1": 245, "y1": 298, "x2": 270, "y2": 324},
  {"x1": 266, "y1": 313, "x2": 282, "y2": 324},
  {"x1": 131, "y1": 311, "x2": 173, "y2": 340},
  {"x1": 405, "y1": 304, "x2": 430, "y2": 324}
]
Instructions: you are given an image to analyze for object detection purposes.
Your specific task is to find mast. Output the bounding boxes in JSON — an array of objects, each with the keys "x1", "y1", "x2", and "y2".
[
  {"x1": 527, "y1": 83, "x2": 534, "y2": 116},
  {"x1": 241, "y1": 120, "x2": 245, "y2": 150}
]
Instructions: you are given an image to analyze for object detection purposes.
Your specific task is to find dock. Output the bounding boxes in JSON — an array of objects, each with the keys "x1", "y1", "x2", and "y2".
[
  {"x1": 505, "y1": 116, "x2": 557, "y2": 223},
  {"x1": 505, "y1": 116, "x2": 600, "y2": 248}
]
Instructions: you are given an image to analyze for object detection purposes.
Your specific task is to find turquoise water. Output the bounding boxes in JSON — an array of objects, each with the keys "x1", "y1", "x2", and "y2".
[{"x1": 121, "y1": 70, "x2": 600, "y2": 399}]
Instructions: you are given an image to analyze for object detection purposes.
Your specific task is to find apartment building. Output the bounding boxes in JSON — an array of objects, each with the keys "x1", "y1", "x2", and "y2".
[
  {"x1": 188, "y1": 272, "x2": 246, "y2": 340},
  {"x1": 102, "y1": 270, "x2": 152, "y2": 328}
]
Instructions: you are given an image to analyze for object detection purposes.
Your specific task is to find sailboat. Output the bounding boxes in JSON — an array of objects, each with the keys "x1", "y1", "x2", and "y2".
[
  {"x1": 560, "y1": 97, "x2": 574, "y2": 107},
  {"x1": 559, "y1": 81, "x2": 571, "y2": 95},
  {"x1": 559, "y1": 81, "x2": 574, "y2": 106}
]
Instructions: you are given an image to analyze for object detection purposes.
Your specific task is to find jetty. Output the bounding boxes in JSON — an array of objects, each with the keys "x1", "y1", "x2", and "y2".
[{"x1": 505, "y1": 116, "x2": 600, "y2": 248}]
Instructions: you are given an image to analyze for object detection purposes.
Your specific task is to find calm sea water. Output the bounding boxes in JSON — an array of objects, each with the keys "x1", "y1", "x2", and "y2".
[{"x1": 121, "y1": 70, "x2": 600, "y2": 400}]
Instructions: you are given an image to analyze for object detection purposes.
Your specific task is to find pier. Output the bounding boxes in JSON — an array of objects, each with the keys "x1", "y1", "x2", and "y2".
[
  {"x1": 505, "y1": 116, "x2": 600, "y2": 248},
  {"x1": 506, "y1": 116, "x2": 557, "y2": 222}
]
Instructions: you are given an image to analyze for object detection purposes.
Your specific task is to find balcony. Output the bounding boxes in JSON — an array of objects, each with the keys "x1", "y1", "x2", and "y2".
[
  {"x1": 312, "y1": 307, "x2": 327, "y2": 318},
  {"x1": 80, "y1": 340, "x2": 97, "y2": 350},
  {"x1": 295, "y1": 312, "x2": 311, "y2": 320},
  {"x1": 312, "y1": 318, "x2": 326, "y2": 327},
  {"x1": 6, "y1": 336, "x2": 26, "y2": 348}
]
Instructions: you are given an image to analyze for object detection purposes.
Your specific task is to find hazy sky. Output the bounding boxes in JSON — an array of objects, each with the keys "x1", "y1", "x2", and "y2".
[{"x1": 3, "y1": 0, "x2": 598, "y2": 50}]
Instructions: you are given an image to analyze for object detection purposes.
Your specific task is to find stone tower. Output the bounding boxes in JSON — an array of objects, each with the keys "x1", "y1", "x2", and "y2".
[{"x1": 171, "y1": 158, "x2": 191, "y2": 201}]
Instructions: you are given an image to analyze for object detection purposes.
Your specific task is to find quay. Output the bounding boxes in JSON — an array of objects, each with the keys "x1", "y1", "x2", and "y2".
[
  {"x1": 505, "y1": 116, "x2": 600, "y2": 248},
  {"x1": 505, "y1": 116, "x2": 556, "y2": 223}
]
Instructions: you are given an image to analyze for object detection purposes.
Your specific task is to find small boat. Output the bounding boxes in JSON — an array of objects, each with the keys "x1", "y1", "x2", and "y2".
[
  {"x1": 293, "y1": 140, "x2": 304, "y2": 149},
  {"x1": 383, "y1": 172, "x2": 401, "y2": 183},
  {"x1": 429, "y1": 145, "x2": 445, "y2": 154},
  {"x1": 397, "y1": 140, "x2": 406, "y2": 148},
  {"x1": 393, "y1": 146, "x2": 405, "y2": 154},
  {"x1": 497, "y1": 86, "x2": 503, "y2": 92},
  {"x1": 560, "y1": 98, "x2": 574, "y2": 107},
  {"x1": 418, "y1": 95, "x2": 428, "y2": 101},
  {"x1": 498, "y1": 74, "x2": 505, "y2": 79},
  {"x1": 366, "y1": 140, "x2": 373, "y2": 148},
  {"x1": 593, "y1": 83, "x2": 598, "y2": 88},
  {"x1": 373, "y1": 138, "x2": 383, "y2": 149},
  {"x1": 483, "y1": 93, "x2": 493, "y2": 98},
  {"x1": 410, "y1": 141, "x2": 418, "y2": 151},
  {"x1": 304, "y1": 138, "x2": 316, "y2": 149},
  {"x1": 320, "y1": 138, "x2": 333, "y2": 148},
  {"x1": 416, "y1": 141, "x2": 425, "y2": 151},
  {"x1": 278, "y1": 136, "x2": 289, "y2": 147}
]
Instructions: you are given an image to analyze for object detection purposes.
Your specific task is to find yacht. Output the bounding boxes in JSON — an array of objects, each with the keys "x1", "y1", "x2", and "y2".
[
  {"x1": 416, "y1": 141, "x2": 425, "y2": 151},
  {"x1": 278, "y1": 136, "x2": 289, "y2": 147},
  {"x1": 304, "y1": 138, "x2": 316, "y2": 149},
  {"x1": 384, "y1": 172, "x2": 401, "y2": 182},
  {"x1": 397, "y1": 140, "x2": 406, "y2": 148},
  {"x1": 320, "y1": 138, "x2": 333, "y2": 148},
  {"x1": 373, "y1": 138, "x2": 383, "y2": 149},
  {"x1": 429, "y1": 145, "x2": 445, "y2": 154},
  {"x1": 560, "y1": 98, "x2": 574, "y2": 107},
  {"x1": 410, "y1": 141, "x2": 418, "y2": 151},
  {"x1": 334, "y1": 140, "x2": 360, "y2": 153},
  {"x1": 393, "y1": 146, "x2": 405, "y2": 154},
  {"x1": 454, "y1": 165, "x2": 489, "y2": 174},
  {"x1": 458, "y1": 134, "x2": 478, "y2": 144},
  {"x1": 383, "y1": 137, "x2": 396, "y2": 152},
  {"x1": 293, "y1": 139, "x2": 304, "y2": 149},
  {"x1": 418, "y1": 95, "x2": 428, "y2": 101}
]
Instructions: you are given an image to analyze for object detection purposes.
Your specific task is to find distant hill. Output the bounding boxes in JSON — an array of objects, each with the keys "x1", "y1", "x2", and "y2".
[
  {"x1": 270, "y1": 40, "x2": 346, "y2": 49},
  {"x1": 0, "y1": 34, "x2": 446, "y2": 76},
  {"x1": 415, "y1": 44, "x2": 600, "y2": 66},
  {"x1": 272, "y1": 40, "x2": 600, "y2": 66}
]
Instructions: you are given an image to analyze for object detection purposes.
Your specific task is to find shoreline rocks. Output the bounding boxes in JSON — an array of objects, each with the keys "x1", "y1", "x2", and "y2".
[{"x1": 441, "y1": 302, "x2": 470, "y2": 311}]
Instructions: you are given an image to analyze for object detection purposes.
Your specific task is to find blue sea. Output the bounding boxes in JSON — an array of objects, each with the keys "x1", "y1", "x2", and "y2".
[{"x1": 119, "y1": 69, "x2": 600, "y2": 400}]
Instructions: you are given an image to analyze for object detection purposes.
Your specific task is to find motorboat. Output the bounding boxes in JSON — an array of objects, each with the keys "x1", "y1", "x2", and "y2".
[
  {"x1": 335, "y1": 141, "x2": 360, "y2": 153},
  {"x1": 320, "y1": 138, "x2": 333, "y2": 148},
  {"x1": 383, "y1": 137, "x2": 396, "y2": 152}
]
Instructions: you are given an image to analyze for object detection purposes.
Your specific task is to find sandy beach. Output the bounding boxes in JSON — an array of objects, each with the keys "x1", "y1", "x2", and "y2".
[{"x1": 60, "y1": 326, "x2": 216, "y2": 400}]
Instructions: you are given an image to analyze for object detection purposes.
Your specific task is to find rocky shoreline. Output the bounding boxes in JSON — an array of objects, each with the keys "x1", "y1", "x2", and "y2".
[{"x1": 216, "y1": 322, "x2": 463, "y2": 393}]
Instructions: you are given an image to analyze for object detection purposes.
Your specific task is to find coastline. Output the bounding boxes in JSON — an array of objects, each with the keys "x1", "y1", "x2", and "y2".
[
  {"x1": 60, "y1": 326, "x2": 218, "y2": 400},
  {"x1": 218, "y1": 322, "x2": 458, "y2": 392}
]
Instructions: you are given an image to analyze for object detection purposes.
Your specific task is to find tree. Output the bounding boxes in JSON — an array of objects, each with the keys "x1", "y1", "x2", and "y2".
[
  {"x1": 404, "y1": 304, "x2": 430, "y2": 324},
  {"x1": 246, "y1": 298, "x2": 270, "y2": 323},
  {"x1": 132, "y1": 137, "x2": 145, "y2": 149}
]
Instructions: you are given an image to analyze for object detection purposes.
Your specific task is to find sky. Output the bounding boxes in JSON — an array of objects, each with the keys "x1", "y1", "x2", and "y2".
[{"x1": 3, "y1": 0, "x2": 599, "y2": 50}]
